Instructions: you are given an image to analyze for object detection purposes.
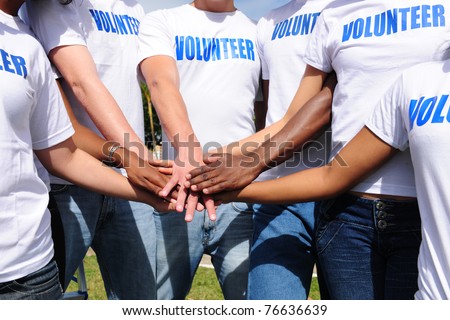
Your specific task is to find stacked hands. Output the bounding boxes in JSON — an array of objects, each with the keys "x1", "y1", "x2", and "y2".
[{"x1": 121, "y1": 147, "x2": 253, "y2": 222}]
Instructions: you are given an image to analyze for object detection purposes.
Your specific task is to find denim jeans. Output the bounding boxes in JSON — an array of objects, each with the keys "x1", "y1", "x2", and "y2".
[
  {"x1": 248, "y1": 202, "x2": 316, "y2": 300},
  {"x1": 50, "y1": 184, "x2": 157, "y2": 300},
  {"x1": 0, "y1": 260, "x2": 62, "y2": 300},
  {"x1": 315, "y1": 193, "x2": 421, "y2": 300},
  {"x1": 154, "y1": 202, "x2": 253, "y2": 300}
]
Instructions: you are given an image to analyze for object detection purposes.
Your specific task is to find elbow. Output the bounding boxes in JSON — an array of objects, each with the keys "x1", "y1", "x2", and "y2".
[
  {"x1": 148, "y1": 78, "x2": 161, "y2": 93},
  {"x1": 64, "y1": 77, "x2": 95, "y2": 105},
  {"x1": 147, "y1": 76, "x2": 173, "y2": 97}
]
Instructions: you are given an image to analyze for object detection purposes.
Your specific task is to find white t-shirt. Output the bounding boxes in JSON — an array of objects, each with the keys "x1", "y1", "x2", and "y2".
[
  {"x1": 366, "y1": 60, "x2": 450, "y2": 300},
  {"x1": 26, "y1": 0, "x2": 145, "y2": 183},
  {"x1": 138, "y1": 4, "x2": 261, "y2": 159},
  {"x1": 256, "y1": 0, "x2": 332, "y2": 181},
  {"x1": 305, "y1": 0, "x2": 450, "y2": 197},
  {"x1": 0, "y1": 10, "x2": 74, "y2": 282}
]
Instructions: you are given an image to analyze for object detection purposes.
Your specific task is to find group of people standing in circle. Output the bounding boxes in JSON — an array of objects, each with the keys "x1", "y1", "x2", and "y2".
[{"x1": 1, "y1": 0, "x2": 449, "y2": 301}]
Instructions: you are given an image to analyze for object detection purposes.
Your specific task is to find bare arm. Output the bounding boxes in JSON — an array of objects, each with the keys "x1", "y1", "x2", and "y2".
[
  {"x1": 221, "y1": 127, "x2": 397, "y2": 204},
  {"x1": 255, "y1": 72, "x2": 335, "y2": 169},
  {"x1": 233, "y1": 65, "x2": 328, "y2": 147},
  {"x1": 187, "y1": 68, "x2": 334, "y2": 193},
  {"x1": 56, "y1": 80, "x2": 173, "y2": 198},
  {"x1": 140, "y1": 55, "x2": 215, "y2": 221},
  {"x1": 49, "y1": 45, "x2": 149, "y2": 160},
  {"x1": 35, "y1": 138, "x2": 175, "y2": 212}
]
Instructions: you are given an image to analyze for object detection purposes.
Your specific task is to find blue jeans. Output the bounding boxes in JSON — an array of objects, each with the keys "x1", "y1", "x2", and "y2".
[
  {"x1": 248, "y1": 202, "x2": 316, "y2": 300},
  {"x1": 50, "y1": 184, "x2": 157, "y2": 300},
  {"x1": 154, "y1": 202, "x2": 253, "y2": 300},
  {"x1": 315, "y1": 193, "x2": 421, "y2": 300},
  {"x1": 0, "y1": 260, "x2": 62, "y2": 300}
]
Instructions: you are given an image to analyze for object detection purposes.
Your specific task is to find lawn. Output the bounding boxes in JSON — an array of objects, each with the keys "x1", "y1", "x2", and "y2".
[{"x1": 66, "y1": 255, "x2": 320, "y2": 300}]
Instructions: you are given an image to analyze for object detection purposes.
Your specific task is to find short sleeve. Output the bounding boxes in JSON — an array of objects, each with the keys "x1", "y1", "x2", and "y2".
[
  {"x1": 30, "y1": 51, "x2": 74, "y2": 150},
  {"x1": 138, "y1": 10, "x2": 176, "y2": 64},
  {"x1": 26, "y1": 0, "x2": 86, "y2": 54},
  {"x1": 365, "y1": 75, "x2": 409, "y2": 151},
  {"x1": 256, "y1": 16, "x2": 269, "y2": 80},
  {"x1": 304, "y1": 10, "x2": 333, "y2": 73}
]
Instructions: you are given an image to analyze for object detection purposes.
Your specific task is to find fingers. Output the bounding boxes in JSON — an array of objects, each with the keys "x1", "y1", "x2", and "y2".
[
  {"x1": 195, "y1": 202, "x2": 205, "y2": 211},
  {"x1": 166, "y1": 188, "x2": 178, "y2": 202},
  {"x1": 186, "y1": 164, "x2": 215, "y2": 181},
  {"x1": 158, "y1": 167, "x2": 173, "y2": 175},
  {"x1": 187, "y1": 170, "x2": 222, "y2": 191},
  {"x1": 175, "y1": 184, "x2": 188, "y2": 213},
  {"x1": 184, "y1": 192, "x2": 199, "y2": 222},
  {"x1": 148, "y1": 158, "x2": 173, "y2": 175},
  {"x1": 149, "y1": 159, "x2": 173, "y2": 168},
  {"x1": 157, "y1": 198, "x2": 177, "y2": 212},
  {"x1": 167, "y1": 202, "x2": 177, "y2": 211},
  {"x1": 191, "y1": 174, "x2": 228, "y2": 193},
  {"x1": 159, "y1": 175, "x2": 179, "y2": 198},
  {"x1": 202, "y1": 194, "x2": 216, "y2": 221},
  {"x1": 202, "y1": 155, "x2": 221, "y2": 165},
  {"x1": 128, "y1": 174, "x2": 163, "y2": 195},
  {"x1": 201, "y1": 182, "x2": 228, "y2": 195},
  {"x1": 141, "y1": 180, "x2": 163, "y2": 195}
]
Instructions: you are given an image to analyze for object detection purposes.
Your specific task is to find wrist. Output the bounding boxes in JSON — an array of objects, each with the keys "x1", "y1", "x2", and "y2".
[
  {"x1": 176, "y1": 143, "x2": 203, "y2": 169},
  {"x1": 254, "y1": 147, "x2": 270, "y2": 173},
  {"x1": 103, "y1": 142, "x2": 124, "y2": 167}
]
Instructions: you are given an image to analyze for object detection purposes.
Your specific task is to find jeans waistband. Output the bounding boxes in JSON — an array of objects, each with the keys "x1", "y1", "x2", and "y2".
[
  {"x1": 342, "y1": 192, "x2": 417, "y2": 206},
  {"x1": 320, "y1": 193, "x2": 421, "y2": 232}
]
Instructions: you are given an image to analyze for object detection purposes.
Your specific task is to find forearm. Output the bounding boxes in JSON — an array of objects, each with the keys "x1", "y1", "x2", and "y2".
[
  {"x1": 50, "y1": 45, "x2": 148, "y2": 159},
  {"x1": 232, "y1": 168, "x2": 335, "y2": 204},
  {"x1": 57, "y1": 80, "x2": 109, "y2": 160},
  {"x1": 228, "y1": 72, "x2": 335, "y2": 173},
  {"x1": 36, "y1": 139, "x2": 155, "y2": 205},
  {"x1": 228, "y1": 126, "x2": 397, "y2": 204},
  {"x1": 68, "y1": 77, "x2": 147, "y2": 156},
  {"x1": 57, "y1": 80, "x2": 138, "y2": 167},
  {"x1": 258, "y1": 75, "x2": 335, "y2": 169},
  {"x1": 142, "y1": 56, "x2": 203, "y2": 162},
  {"x1": 150, "y1": 82, "x2": 200, "y2": 151}
]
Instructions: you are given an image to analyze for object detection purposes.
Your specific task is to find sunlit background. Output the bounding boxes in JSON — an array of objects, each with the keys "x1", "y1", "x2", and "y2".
[{"x1": 137, "y1": 0, "x2": 291, "y2": 21}]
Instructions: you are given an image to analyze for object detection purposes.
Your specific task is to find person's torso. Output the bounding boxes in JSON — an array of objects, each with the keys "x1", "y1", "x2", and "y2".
[
  {"x1": 305, "y1": 0, "x2": 450, "y2": 196},
  {"x1": 256, "y1": 0, "x2": 332, "y2": 180},
  {"x1": 399, "y1": 61, "x2": 450, "y2": 299},
  {"x1": 28, "y1": 0, "x2": 145, "y2": 140},
  {"x1": 0, "y1": 10, "x2": 64, "y2": 282},
  {"x1": 155, "y1": 5, "x2": 261, "y2": 155}
]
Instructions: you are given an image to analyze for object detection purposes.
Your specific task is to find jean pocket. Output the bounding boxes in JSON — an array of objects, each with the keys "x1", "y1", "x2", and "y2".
[
  {"x1": 315, "y1": 218, "x2": 343, "y2": 255},
  {"x1": 11, "y1": 261, "x2": 61, "y2": 295}
]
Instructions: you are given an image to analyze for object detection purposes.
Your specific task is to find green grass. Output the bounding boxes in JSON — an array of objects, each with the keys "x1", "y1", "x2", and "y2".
[
  {"x1": 187, "y1": 267, "x2": 224, "y2": 300},
  {"x1": 67, "y1": 255, "x2": 320, "y2": 300}
]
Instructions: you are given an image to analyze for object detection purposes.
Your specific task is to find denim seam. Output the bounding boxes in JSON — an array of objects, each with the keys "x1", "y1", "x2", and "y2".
[
  {"x1": 315, "y1": 221, "x2": 343, "y2": 255},
  {"x1": 9, "y1": 272, "x2": 60, "y2": 294}
]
